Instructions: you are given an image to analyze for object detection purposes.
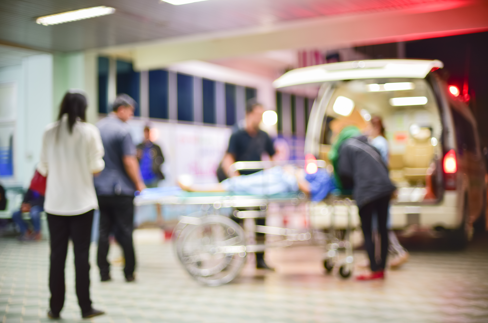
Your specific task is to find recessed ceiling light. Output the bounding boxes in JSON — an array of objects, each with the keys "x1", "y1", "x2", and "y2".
[
  {"x1": 390, "y1": 96, "x2": 428, "y2": 106},
  {"x1": 36, "y1": 6, "x2": 115, "y2": 26},
  {"x1": 367, "y1": 82, "x2": 415, "y2": 92},
  {"x1": 161, "y1": 0, "x2": 208, "y2": 5}
]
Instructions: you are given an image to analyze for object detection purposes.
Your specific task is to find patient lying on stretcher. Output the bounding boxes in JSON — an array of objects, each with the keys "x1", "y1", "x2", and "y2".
[{"x1": 178, "y1": 165, "x2": 336, "y2": 202}]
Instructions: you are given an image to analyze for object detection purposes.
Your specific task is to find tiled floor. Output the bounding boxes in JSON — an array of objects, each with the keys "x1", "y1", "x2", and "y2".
[{"x1": 1, "y1": 232, "x2": 488, "y2": 323}]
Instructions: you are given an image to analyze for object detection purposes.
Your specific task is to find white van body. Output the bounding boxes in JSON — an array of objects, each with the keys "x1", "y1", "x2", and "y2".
[{"x1": 274, "y1": 59, "x2": 486, "y2": 245}]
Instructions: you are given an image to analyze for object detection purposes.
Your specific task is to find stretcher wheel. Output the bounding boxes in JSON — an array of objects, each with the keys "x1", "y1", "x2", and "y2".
[
  {"x1": 175, "y1": 215, "x2": 247, "y2": 286},
  {"x1": 323, "y1": 259, "x2": 334, "y2": 273},
  {"x1": 339, "y1": 264, "x2": 352, "y2": 279}
]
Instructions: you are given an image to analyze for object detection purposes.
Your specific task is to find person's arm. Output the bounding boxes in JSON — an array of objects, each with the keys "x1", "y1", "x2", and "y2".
[
  {"x1": 21, "y1": 190, "x2": 32, "y2": 212},
  {"x1": 223, "y1": 133, "x2": 240, "y2": 177},
  {"x1": 37, "y1": 131, "x2": 49, "y2": 176},
  {"x1": 222, "y1": 153, "x2": 239, "y2": 177},
  {"x1": 89, "y1": 127, "x2": 105, "y2": 176},
  {"x1": 296, "y1": 175, "x2": 311, "y2": 195},
  {"x1": 123, "y1": 156, "x2": 145, "y2": 192},
  {"x1": 155, "y1": 144, "x2": 164, "y2": 165},
  {"x1": 121, "y1": 132, "x2": 145, "y2": 192},
  {"x1": 265, "y1": 132, "x2": 277, "y2": 161}
]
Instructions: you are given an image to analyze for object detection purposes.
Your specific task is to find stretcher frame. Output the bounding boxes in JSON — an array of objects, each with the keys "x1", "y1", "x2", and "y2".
[{"x1": 134, "y1": 160, "x2": 357, "y2": 286}]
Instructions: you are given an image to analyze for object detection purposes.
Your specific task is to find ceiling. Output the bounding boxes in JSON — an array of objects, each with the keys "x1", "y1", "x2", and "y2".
[{"x1": 0, "y1": 0, "x2": 475, "y2": 53}]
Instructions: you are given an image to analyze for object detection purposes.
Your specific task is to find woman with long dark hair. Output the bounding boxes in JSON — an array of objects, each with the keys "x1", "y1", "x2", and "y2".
[{"x1": 38, "y1": 90, "x2": 105, "y2": 319}]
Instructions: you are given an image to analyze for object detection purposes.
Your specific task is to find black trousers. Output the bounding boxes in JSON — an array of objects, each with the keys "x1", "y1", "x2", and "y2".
[
  {"x1": 358, "y1": 195, "x2": 390, "y2": 272},
  {"x1": 47, "y1": 210, "x2": 94, "y2": 315},
  {"x1": 97, "y1": 196, "x2": 136, "y2": 278}
]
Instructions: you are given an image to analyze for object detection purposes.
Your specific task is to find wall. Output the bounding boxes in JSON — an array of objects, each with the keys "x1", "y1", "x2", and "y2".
[
  {"x1": 123, "y1": 118, "x2": 231, "y2": 186},
  {"x1": 0, "y1": 54, "x2": 54, "y2": 186},
  {"x1": 52, "y1": 52, "x2": 98, "y2": 124}
]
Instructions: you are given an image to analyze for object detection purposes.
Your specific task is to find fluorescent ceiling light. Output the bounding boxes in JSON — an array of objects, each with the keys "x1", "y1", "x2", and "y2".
[
  {"x1": 162, "y1": 0, "x2": 207, "y2": 5},
  {"x1": 36, "y1": 6, "x2": 115, "y2": 26},
  {"x1": 367, "y1": 82, "x2": 415, "y2": 92},
  {"x1": 390, "y1": 96, "x2": 428, "y2": 106},
  {"x1": 333, "y1": 96, "x2": 354, "y2": 116}
]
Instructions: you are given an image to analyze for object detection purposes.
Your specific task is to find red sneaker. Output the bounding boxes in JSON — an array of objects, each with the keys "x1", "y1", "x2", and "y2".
[{"x1": 356, "y1": 271, "x2": 385, "y2": 281}]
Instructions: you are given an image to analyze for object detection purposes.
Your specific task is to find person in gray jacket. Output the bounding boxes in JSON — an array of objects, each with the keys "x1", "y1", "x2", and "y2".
[{"x1": 331, "y1": 126, "x2": 396, "y2": 280}]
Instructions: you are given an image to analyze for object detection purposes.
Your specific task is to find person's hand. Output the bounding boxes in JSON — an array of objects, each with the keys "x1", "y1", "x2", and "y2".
[
  {"x1": 136, "y1": 181, "x2": 146, "y2": 192},
  {"x1": 21, "y1": 203, "x2": 31, "y2": 212}
]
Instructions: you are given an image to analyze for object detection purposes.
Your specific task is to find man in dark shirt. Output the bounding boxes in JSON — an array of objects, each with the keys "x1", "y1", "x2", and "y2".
[
  {"x1": 222, "y1": 101, "x2": 276, "y2": 176},
  {"x1": 94, "y1": 94, "x2": 146, "y2": 283},
  {"x1": 222, "y1": 100, "x2": 276, "y2": 270}
]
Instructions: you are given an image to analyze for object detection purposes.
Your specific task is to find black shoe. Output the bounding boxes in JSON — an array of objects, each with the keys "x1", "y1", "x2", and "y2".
[
  {"x1": 256, "y1": 259, "x2": 275, "y2": 271},
  {"x1": 125, "y1": 274, "x2": 136, "y2": 282},
  {"x1": 100, "y1": 274, "x2": 111, "y2": 282},
  {"x1": 47, "y1": 310, "x2": 60, "y2": 320},
  {"x1": 82, "y1": 308, "x2": 105, "y2": 319}
]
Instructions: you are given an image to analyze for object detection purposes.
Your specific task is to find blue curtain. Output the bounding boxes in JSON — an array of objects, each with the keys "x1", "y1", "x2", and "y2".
[
  {"x1": 116, "y1": 60, "x2": 140, "y2": 116},
  {"x1": 149, "y1": 70, "x2": 169, "y2": 119},
  {"x1": 202, "y1": 79, "x2": 216, "y2": 124},
  {"x1": 97, "y1": 57, "x2": 109, "y2": 114},
  {"x1": 225, "y1": 83, "x2": 236, "y2": 126},
  {"x1": 177, "y1": 73, "x2": 194, "y2": 122}
]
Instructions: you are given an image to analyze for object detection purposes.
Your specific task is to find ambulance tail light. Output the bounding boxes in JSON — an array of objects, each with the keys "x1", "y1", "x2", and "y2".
[{"x1": 443, "y1": 149, "x2": 457, "y2": 190}]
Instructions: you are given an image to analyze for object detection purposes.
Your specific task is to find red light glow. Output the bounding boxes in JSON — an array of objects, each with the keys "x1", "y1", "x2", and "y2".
[
  {"x1": 443, "y1": 149, "x2": 457, "y2": 174},
  {"x1": 449, "y1": 85, "x2": 460, "y2": 97}
]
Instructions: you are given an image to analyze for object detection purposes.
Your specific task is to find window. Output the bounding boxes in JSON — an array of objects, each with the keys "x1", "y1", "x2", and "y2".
[
  {"x1": 245, "y1": 87, "x2": 257, "y2": 102},
  {"x1": 202, "y1": 79, "x2": 216, "y2": 124},
  {"x1": 117, "y1": 60, "x2": 140, "y2": 116},
  {"x1": 304, "y1": 98, "x2": 310, "y2": 131},
  {"x1": 98, "y1": 57, "x2": 109, "y2": 114},
  {"x1": 276, "y1": 91, "x2": 313, "y2": 137},
  {"x1": 149, "y1": 70, "x2": 169, "y2": 119},
  {"x1": 225, "y1": 83, "x2": 236, "y2": 126},
  {"x1": 291, "y1": 94, "x2": 296, "y2": 135},
  {"x1": 177, "y1": 73, "x2": 193, "y2": 122},
  {"x1": 276, "y1": 91, "x2": 283, "y2": 133},
  {"x1": 0, "y1": 82, "x2": 16, "y2": 177}
]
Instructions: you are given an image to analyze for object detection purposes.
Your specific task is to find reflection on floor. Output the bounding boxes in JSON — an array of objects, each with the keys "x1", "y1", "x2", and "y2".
[{"x1": 1, "y1": 232, "x2": 488, "y2": 323}]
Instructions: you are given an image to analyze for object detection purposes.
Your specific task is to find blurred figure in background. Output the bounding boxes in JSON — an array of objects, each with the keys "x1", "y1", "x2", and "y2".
[
  {"x1": 330, "y1": 125, "x2": 396, "y2": 280},
  {"x1": 95, "y1": 94, "x2": 145, "y2": 283},
  {"x1": 11, "y1": 170, "x2": 45, "y2": 241},
  {"x1": 137, "y1": 125, "x2": 165, "y2": 225},
  {"x1": 38, "y1": 90, "x2": 105, "y2": 319},
  {"x1": 368, "y1": 116, "x2": 409, "y2": 268},
  {"x1": 221, "y1": 99, "x2": 276, "y2": 270}
]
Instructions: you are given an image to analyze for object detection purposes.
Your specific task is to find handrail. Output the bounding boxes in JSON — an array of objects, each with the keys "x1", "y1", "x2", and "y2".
[{"x1": 229, "y1": 159, "x2": 327, "y2": 173}]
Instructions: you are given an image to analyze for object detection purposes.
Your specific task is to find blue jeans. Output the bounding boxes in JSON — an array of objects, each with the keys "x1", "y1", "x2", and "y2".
[{"x1": 12, "y1": 205, "x2": 43, "y2": 234}]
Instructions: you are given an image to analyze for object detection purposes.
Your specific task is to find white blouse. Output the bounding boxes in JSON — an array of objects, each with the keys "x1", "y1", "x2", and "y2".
[{"x1": 37, "y1": 115, "x2": 105, "y2": 215}]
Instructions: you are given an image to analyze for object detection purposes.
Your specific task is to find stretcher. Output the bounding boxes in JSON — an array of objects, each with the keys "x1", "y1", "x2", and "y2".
[{"x1": 134, "y1": 161, "x2": 357, "y2": 286}]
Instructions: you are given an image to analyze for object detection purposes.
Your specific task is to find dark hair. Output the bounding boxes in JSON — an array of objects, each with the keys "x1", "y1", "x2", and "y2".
[
  {"x1": 112, "y1": 94, "x2": 136, "y2": 112},
  {"x1": 246, "y1": 98, "x2": 263, "y2": 114},
  {"x1": 371, "y1": 115, "x2": 386, "y2": 137},
  {"x1": 58, "y1": 90, "x2": 87, "y2": 133}
]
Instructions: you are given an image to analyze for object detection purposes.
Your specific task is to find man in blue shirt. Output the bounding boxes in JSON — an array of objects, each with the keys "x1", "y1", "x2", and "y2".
[
  {"x1": 137, "y1": 126, "x2": 165, "y2": 188},
  {"x1": 137, "y1": 126, "x2": 165, "y2": 224},
  {"x1": 94, "y1": 94, "x2": 145, "y2": 283}
]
